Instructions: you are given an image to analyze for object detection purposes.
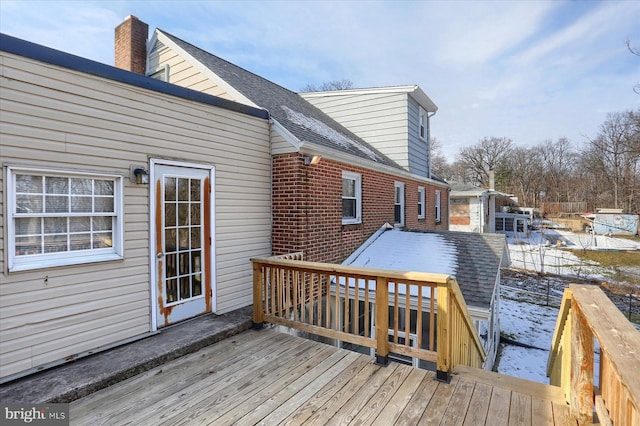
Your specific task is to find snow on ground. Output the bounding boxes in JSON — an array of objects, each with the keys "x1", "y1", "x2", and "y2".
[
  {"x1": 507, "y1": 230, "x2": 640, "y2": 279},
  {"x1": 497, "y1": 230, "x2": 639, "y2": 384},
  {"x1": 496, "y1": 286, "x2": 559, "y2": 383}
]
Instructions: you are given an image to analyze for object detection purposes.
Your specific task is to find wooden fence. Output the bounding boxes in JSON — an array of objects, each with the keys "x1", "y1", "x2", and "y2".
[
  {"x1": 251, "y1": 254, "x2": 486, "y2": 379},
  {"x1": 547, "y1": 285, "x2": 640, "y2": 425},
  {"x1": 541, "y1": 202, "x2": 589, "y2": 215}
]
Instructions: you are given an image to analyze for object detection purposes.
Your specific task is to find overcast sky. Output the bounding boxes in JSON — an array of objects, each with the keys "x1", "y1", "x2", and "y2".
[{"x1": 1, "y1": 0, "x2": 639, "y2": 160}]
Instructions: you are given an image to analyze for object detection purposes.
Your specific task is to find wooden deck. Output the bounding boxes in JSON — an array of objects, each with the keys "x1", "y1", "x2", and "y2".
[{"x1": 70, "y1": 328, "x2": 575, "y2": 425}]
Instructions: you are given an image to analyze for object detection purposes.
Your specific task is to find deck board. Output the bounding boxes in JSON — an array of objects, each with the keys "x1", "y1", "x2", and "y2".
[{"x1": 69, "y1": 329, "x2": 575, "y2": 425}]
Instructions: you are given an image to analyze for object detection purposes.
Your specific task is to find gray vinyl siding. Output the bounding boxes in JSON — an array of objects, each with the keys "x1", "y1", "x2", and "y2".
[
  {"x1": 303, "y1": 91, "x2": 433, "y2": 179},
  {"x1": 407, "y1": 96, "x2": 430, "y2": 178},
  {"x1": 302, "y1": 92, "x2": 410, "y2": 171},
  {"x1": 0, "y1": 52, "x2": 270, "y2": 380}
]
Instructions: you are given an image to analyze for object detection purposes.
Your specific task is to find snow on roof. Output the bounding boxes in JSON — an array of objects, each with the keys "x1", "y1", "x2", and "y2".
[
  {"x1": 282, "y1": 106, "x2": 383, "y2": 162},
  {"x1": 347, "y1": 228, "x2": 457, "y2": 275},
  {"x1": 344, "y1": 228, "x2": 507, "y2": 310}
]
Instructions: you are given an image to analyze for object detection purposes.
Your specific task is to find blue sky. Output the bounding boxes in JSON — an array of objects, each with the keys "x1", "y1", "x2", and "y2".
[{"x1": 1, "y1": 0, "x2": 639, "y2": 160}]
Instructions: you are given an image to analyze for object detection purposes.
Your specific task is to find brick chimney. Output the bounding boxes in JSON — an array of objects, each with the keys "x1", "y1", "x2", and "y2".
[{"x1": 115, "y1": 15, "x2": 149, "y2": 74}]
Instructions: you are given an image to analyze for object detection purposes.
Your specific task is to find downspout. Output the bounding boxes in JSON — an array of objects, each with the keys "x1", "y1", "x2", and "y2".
[
  {"x1": 427, "y1": 111, "x2": 437, "y2": 178},
  {"x1": 478, "y1": 194, "x2": 484, "y2": 233}
]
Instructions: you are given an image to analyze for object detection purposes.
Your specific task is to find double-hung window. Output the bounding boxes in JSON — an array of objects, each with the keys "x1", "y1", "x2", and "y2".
[
  {"x1": 418, "y1": 186, "x2": 426, "y2": 219},
  {"x1": 7, "y1": 167, "x2": 124, "y2": 272},
  {"x1": 419, "y1": 107, "x2": 427, "y2": 141},
  {"x1": 342, "y1": 171, "x2": 362, "y2": 225},
  {"x1": 394, "y1": 182, "x2": 405, "y2": 226},
  {"x1": 435, "y1": 189, "x2": 442, "y2": 223}
]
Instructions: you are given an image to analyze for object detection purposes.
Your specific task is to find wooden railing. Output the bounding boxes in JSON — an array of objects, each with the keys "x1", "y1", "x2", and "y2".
[
  {"x1": 547, "y1": 285, "x2": 640, "y2": 425},
  {"x1": 251, "y1": 254, "x2": 486, "y2": 379}
]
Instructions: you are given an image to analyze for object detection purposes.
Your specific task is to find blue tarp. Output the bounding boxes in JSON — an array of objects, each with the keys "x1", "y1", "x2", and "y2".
[{"x1": 592, "y1": 214, "x2": 639, "y2": 236}]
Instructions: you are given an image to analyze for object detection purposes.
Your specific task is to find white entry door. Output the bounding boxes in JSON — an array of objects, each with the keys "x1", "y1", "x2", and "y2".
[{"x1": 153, "y1": 161, "x2": 214, "y2": 328}]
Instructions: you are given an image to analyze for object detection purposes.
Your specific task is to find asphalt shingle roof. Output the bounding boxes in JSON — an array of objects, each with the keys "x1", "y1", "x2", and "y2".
[
  {"x1": 430, "y1": 230, "x2": 508, "y2": 309},
  {"x1": 160, "y1": 30, "x2": 401, "y2": 169},
  {"x1": 348, "y1": 228, "x2": 508, "y2": 310}
]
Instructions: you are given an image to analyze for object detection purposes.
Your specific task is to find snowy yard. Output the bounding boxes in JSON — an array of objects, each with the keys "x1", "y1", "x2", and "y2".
[
  {"x1": 495, "y1": 230, "x2": 640, "y2": 383},
  {"x1": 496, "y1": 286, "x2": 559, "y2": 383}
]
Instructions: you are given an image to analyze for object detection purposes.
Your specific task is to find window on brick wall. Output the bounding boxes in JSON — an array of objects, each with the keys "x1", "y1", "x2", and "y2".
[
  {"x1": 394, "y1": 182, "x2": 405, "y2": 226},
  {"x1": 342, "y1": 171, "x2": 362, "y2": 225},
  {"x1": 7, "y1": 167, "x2": 124, "y2": 272},
  {"x1": 418, "y1": 186, "x2": 425, "y2": 219},
  {"x1": 435, "y1": 189, "x2": 442, "y2": 222}
]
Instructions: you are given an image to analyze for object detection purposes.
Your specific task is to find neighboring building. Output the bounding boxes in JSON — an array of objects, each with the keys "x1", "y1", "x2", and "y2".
[
  {"x1": 0, "y1": 33, "x2": 272, "y2": 382},
  {"x1": 136, "y1": 18, "x2": 449, "y2": 264},
  {"x1": 342, "y1": 227, "x2": 509, "y2": 370},
  {"x1": 300, "y1": 86, "x2": 438, "y2": 180},
  {"x1": 449, "y1": 182, "x2": 523, "y2": 234}
]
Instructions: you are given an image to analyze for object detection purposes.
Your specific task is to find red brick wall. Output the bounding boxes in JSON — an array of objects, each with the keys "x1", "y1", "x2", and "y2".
[{"x1": 272, "y1": 153, "x2": 449, "y2": 264}]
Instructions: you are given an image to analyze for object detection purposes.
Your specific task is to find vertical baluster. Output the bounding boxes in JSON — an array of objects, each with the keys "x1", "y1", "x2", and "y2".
[
  {"x1": 335, "y1": 275, "x2": 341, "y2": 331},
  {"x1": 325, "y1": 273, "x2": 330, "y2": 329},
  {"x1": 354, "y1": 277, "x2": 360, "y2": 336},
  {"x1": 430, "y1": 285, "x2": 435, "y2": 351},
  {"x1": 393, "y1": 281, "x2": 399, "y2": 344},
  {"x1": 417, "y1": 283, "x2": 423, "y2": 350},
  {"x1": 364, "y1": 279, "x2": 370, "y2": 338},
  {"x1": 344, "y1": 275, "x2": 350, "y2": 333},
  {"x1": 405, "y1": 282, "x2": 411, "y2": 349}
]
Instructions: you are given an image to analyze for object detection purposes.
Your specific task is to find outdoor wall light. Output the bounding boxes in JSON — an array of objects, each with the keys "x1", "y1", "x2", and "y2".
[
  {"x1": 304, "y1": 155, "x2": 322, "y2": 166},
  {"x1": 131, "y1": 166, "x2": 149, "y2": 184}
]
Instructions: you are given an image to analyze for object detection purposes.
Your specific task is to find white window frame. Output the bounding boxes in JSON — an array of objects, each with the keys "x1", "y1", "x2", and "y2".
[
  {"x1": 394, "y1": 182, "x2": 405, "y2": 226},
  {"x1": 435, "y1": 189, "x2": 442, "y2": 222},
  {"x1": 147, "y1": 64, "x2": 170, "y2": 82},
  {"x1": 419, "y1": 106, "x2": 427, "y2": 141},
  {"x1": 342, "y1": 171, "x2": 362, "y2": 225},
  {"x1": 418, "y1": 186, "x2": 426, "y2": 219},
  {"x1": 7, "y1": 166, "x2": 124, "y2": 272}
]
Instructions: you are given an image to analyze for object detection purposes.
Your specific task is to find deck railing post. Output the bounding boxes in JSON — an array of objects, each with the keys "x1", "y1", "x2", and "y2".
[
  {"x1": 570, "y1": 302, "x2": 594, "y2": 423},
  {"x1": 252, "y1": 261, "x2": 264, "y2": 330},
  {"x1": 374, "y1": 276, "x2": 389, "y2": 366},
  {"x1": 436, "y1": 282, "x2": 451, "y2": 382}
]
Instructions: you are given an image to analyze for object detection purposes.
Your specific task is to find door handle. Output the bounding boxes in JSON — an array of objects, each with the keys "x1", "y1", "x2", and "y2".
[{"x1": 157, "y1": 252, "x2": 164, "y2": 259}]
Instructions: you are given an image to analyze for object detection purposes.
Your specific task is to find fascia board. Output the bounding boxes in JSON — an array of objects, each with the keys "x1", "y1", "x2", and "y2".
[
  {"x1": 299, "y1": 141, "x2": 449, "y2": 189},
  {"x1": 155, "y1": 30, "x2": 259, "y2": 109}
]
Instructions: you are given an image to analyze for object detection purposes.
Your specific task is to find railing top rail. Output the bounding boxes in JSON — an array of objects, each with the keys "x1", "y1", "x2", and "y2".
[
  {"x1": 251, "y1": 257, "x2": 453, "y2": 285},
  {"x1": 569, "y1": 284, "x2": 640, "y2": 407}
]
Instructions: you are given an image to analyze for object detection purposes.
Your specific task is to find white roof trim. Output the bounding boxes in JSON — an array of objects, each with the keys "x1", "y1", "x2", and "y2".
[{"x1": 154, "y1": 30, "x2": 259, "y2": 109}]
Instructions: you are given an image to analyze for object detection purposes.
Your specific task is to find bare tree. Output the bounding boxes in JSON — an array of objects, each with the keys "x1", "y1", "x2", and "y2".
[
  {"x1": 539, "y1": 138, "x2": 577, "y2": 203},
  {"x1": 456, "y1": 136, "x2": 513, "y2": 189},
  {"x1": 504, "y1": 146, "x2": 545, "y2": 207},
  {"x1": 429, "y1": 137, "x2": 452, "y2": 179},
  {"x1": 300, "y1": 79, "x2": 354, "y2": 92},
  {"x1": 587, "y1": 110, "x2": 640, "y2": 211}
]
